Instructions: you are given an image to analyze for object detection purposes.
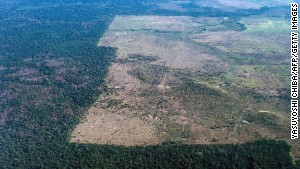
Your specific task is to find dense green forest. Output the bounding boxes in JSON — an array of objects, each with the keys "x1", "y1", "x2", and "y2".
[{"x1": 0, "y1": 0, "x2": 298, "y2": 168}]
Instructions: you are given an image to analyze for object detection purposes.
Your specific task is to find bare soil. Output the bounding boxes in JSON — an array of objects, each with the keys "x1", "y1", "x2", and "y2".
[{"x1": 71, "y1": 107, "x2": 160, "y2": 146}]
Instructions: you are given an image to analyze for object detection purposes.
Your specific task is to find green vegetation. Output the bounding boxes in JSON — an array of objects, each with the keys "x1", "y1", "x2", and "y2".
[
  {"x1": 0, "y1": 0, "x2": 297, "y2": 168},
  {"x1": 241, "y1": 17, "x2": 290, "y2": 33},
  {"x1": 130, "y1": 64, "x2": 167, "y2": 85},
  {"x1": 244, "y1": 111, "x2": 282, "y2": 130},
  {"x1": 128, "y1": 54, "x2": 160, "y2": 62}
]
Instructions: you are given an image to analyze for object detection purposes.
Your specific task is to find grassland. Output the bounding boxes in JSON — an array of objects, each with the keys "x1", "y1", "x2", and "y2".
[{"x1": 193, "y1": 0, "x2": 294, "y2": 10}]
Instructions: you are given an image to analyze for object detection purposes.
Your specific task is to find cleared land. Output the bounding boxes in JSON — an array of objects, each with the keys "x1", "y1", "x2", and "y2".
[
  {"x1": 158, "y1": 1, "x2": 190, "y2": 12},
  {"x1": 70, "y1": 107, "x2": 160, "y2": 146},
  {"x1": 193, "y1": 0, "x2": 293, "y2": 10},
  {"x1": 71, "y1": 15, "x2": 298, "y2": 157}
]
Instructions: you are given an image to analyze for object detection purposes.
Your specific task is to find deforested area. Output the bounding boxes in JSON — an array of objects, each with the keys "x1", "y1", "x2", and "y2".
[{"x1": 0, "y1": 0, "x2": 298, "y2": 168}]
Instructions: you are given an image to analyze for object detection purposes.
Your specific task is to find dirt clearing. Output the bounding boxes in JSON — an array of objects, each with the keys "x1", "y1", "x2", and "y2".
[{"x1": 70, "y1": 107, "x2": 160, "y2": 146}]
